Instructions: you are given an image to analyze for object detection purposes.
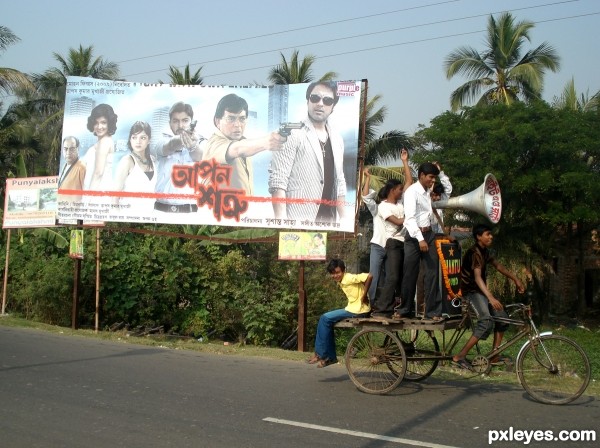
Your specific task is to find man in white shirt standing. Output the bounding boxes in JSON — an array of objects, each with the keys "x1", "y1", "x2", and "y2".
[
  {"x1": 397, "y1": 162, "x2": 442, "y2": 320},
  {"x1": 431, "y1": 161, "x2": 453, "y2": 234}
]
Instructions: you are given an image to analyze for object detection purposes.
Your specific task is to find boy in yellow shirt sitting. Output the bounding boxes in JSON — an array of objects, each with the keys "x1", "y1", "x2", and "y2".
[{"x1": 307, "y1": 259, "x2": 372, "y2": 368}]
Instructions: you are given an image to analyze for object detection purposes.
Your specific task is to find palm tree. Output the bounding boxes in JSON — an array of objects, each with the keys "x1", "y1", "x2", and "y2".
[
  {"x1": 160, "y1": 64, "x2": 203, "y2": 85},
  {"x1": 0, "y1": 25, "x2": 32, "y2": 95},
  {"x1": 268, "y1": 50, "x2": 337, "y2": 84},
  {"x1": 361, "y1": 93, "x2": 413, "y2": 190},
  {"x1": 0, "y1": 26, "x2": 33, "y2": 184},
  {"x1": 444, "y1": 12, "x2": 560, "y2": 111},
  {"x1": 25, "y1": 45, "x2": 120, "y2": 173},
  {"x1": 47, "y1": 44, "x2": 119, "y2": 80},
  {"x1": 552, "y1": 77, "x2": 599, "y2": 112}
]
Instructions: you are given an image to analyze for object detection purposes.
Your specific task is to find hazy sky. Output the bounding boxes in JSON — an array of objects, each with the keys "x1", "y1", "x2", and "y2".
[{"x1": 2, "y1": 0, "x2": 599, "y2": 135}]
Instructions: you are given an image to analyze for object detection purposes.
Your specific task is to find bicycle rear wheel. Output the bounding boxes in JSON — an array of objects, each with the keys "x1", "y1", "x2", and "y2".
[
  {"x1": 395, "y1": 330, "x2": 440, "y2": 381},
  {"x1": 345, "y1": 328, "x2": 406, "y2": 394},
  {"x1": 516, "y1": 334, "x2": 591, "y2": 405}
]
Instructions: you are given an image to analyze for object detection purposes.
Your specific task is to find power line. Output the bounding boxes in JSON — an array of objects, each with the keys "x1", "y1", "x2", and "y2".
[
  {"x1": 123, "y1": 6, "x2": 594, "y2": 80},
  {"x1": 116, "y1": 0, "x2": 461, "y2": 64},
  {"x1": 124, "y1": 0, "x2": 579, "y2": 77},
  {"x1": 196, "y1": 11, "x2": 600, "y2": 80}
]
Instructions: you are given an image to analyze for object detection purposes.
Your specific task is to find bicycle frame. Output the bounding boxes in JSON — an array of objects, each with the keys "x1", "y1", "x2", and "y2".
[{"x1": 443, "y1": 301, "x2": 541, "y2": 363}]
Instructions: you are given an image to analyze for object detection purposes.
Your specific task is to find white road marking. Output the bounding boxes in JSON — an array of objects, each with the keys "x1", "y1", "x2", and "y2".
[{"x1": 263, "y1": 417, "x2": 461, "y2": 447}]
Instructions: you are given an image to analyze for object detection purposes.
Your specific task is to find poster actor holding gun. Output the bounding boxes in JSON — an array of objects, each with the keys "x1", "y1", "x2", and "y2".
[
  {"x1": 202, "y1": 93, "x2": 288, "y2": 196},
  {"x1": 268, "y1": 81, "x2": 347, "y2": 224},
  {"x1": 278, "y1": 122, "x2": 304, "y2": 137},
  {"x1": 152, "y1": 101, "x2": 206, "y2": 214}
]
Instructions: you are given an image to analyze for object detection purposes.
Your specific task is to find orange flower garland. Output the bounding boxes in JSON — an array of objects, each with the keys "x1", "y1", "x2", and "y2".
[{"x1": 435, "y1": 239, "x2": 462, "y2": 299}]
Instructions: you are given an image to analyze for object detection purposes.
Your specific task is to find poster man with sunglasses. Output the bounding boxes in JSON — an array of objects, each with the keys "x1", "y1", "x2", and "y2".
[
  {"x1": 269, "y1": 81, "x2": 347, "y2": 223},
  {"x1": 203, "y1": 93, "x2": 287, "y2": 196}
]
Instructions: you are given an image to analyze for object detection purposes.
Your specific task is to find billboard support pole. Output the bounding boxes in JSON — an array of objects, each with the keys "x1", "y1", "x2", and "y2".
[
  {"x1": 297, "y1": 260, "x2": 307, "y2": 352},
  {"x1": 1, "y1": 229, "x2": 11, "y2": 316},
  {"x1": 94, "y1": 228, "x2": 100, "y2": 333},
  {"x1": 71, "y1": 221, "x2": 82, "y2": 329}
]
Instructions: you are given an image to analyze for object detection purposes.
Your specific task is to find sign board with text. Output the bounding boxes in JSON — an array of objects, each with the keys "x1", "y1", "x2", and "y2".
[
  {"x1": 58, "y1": 77, "x2": 362, "y2": 232},
  {"x1": 3, "y1": 176, "x2": 58, "y2": 229}
]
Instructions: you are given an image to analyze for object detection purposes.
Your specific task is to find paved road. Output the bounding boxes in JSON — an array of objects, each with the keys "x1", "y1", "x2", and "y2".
[{"x1": 0, "y1": 326, "x2": 597, "y2": 447}]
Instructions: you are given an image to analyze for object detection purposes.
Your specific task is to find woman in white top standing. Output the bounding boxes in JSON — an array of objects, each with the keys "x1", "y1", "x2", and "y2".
[
  {"x1": 361, "y1": 168, "x2": 386, "y2": 306},
  {"x1": 361, "y1": 149, "x2": 412, "y2": 309},
  {"x1": 113, "y1": 121, "x2": 156, "y2": 213}
]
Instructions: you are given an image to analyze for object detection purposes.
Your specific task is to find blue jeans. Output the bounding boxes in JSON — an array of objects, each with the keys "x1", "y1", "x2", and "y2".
[
  {"x1": 315, "y1": 309, "x2": 369, "y2": 362},
  {"x1": 368, "y1": 243, "x2": 386, "y2": 306}
]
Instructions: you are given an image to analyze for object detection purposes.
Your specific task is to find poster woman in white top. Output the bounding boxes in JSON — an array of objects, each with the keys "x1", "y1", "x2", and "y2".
[
  {"x1": 84, "y1": 104, "x2": 118, "y2": 191},
  {"x1": 113, "y1": 121, "x2": 156, "y2": 212}
]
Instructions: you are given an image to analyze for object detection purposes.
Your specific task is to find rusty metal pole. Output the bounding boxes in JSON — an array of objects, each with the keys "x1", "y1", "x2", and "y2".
[
  {"x1": 297, "y1": 260, "x2": 307, "y2": 352},
  {"x1": 1, "y1": 228, "x2": 11, "y2": 316},
  {"x1": 71, "y1": 222, "x2": 82, "y2": 329},
  {"x1": 95, "y1": 228, "x2": 100, "y2": 333}
]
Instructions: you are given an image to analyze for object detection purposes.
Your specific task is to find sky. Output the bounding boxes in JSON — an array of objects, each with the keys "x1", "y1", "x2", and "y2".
[{"x1": 1, "y1": 0, "x2": 599, "y2": 136}]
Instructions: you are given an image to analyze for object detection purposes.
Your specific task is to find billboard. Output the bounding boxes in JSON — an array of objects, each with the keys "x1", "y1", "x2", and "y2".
[
  {"x1": 58, "y1": 77, "x2": 362, "y2": 232},
  {"x1": 278, "y1": 231, "x2": 327, "y2": 261},
  {"x1": 3, "y1": 176, "x2": 58, "y2": 229}
]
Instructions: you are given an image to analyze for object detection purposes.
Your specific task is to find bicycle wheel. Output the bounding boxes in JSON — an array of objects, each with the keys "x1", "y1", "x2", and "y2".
[
  {"x1": 516, "y1": 334, "x2": 591, "y2": 405},
  {"x1": 344, "y1": 328, "x2": 406, "y2": 394},
  {"x1": 395, "y1": 329, "x2": 440, "y2": 381}
]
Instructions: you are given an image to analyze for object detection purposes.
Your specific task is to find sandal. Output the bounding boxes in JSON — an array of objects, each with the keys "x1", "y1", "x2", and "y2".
[
  {"x1": 451, "y1": 358, "x2": 472, "y2": 371},
  {"x1": 421, "y1": 315, "x2": 444, "y2": 322},
  {"x1": 317, "y1": 358, "x2": 337, "y2": 368},
  {"x1": 306, "y1": 353, "x2": 321, "y2": 364}
]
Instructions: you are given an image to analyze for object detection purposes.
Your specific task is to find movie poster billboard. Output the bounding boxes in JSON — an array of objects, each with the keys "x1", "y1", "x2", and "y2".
[
  {"x1": 278, "y1": 231, "x2": 327, "y2": 261},
  {"x1": 3, "y1": 176, "x2": 58, "y2": 228},
  {"x1": 58, "y1": 76, "x2": 362, "y2": 232}
]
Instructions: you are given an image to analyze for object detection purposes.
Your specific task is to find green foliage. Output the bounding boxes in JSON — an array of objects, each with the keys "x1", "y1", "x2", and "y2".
[
  {"x1": 445, "y1": 12, "x2": 560, "y2": 111},
  {"x1": 268, "y1": 50, "x2": 337, "y2": 85},
  {"x1": 415, "y1": 101, "x2": 600, "y2": 314},
  {"x1": 552, "y1": 77, "x2": 600, "y2": 112},
  {"x1": 242, "y1": 290, "x2": 296, "y2": 346},
  {"x1": 97, "y1": 229, "x2": 203, "y2": 330},
  {"x1": 0, "y1": 224, "x2": 352, "y2": 348},
  {"x1": 416, "y1": 102, "x2": 600, "y2": 241},
  {"x1": 4, "y1": 229, "x2": 72, "y2": 325},
  {"x1": 159, "y1": 64, "x2": 204, "y2": 86}
]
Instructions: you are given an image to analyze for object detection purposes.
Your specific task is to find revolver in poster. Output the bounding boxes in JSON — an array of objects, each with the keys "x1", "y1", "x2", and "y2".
[{"x1": 278, "y1": 122, "x2": 304, "y2": 137}]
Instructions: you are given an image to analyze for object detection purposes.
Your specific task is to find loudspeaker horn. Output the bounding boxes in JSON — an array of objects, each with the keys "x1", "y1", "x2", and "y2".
[{"x1": 433, "y1": 173, "x2": 502, "y2": 224}]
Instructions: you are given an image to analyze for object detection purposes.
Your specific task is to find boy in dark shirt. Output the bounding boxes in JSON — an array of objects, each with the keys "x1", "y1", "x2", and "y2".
[{"x1": 452, "y1": 224, "x2": 524, "y2": 369}]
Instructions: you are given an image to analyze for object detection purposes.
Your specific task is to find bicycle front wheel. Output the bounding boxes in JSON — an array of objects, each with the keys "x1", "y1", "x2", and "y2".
[
  {"x1": 345, "y1": 328, "x2": 406, "y2": 394},
  {"x1": 516, "y1": 334, "x2": 591, "y2": 405}
]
